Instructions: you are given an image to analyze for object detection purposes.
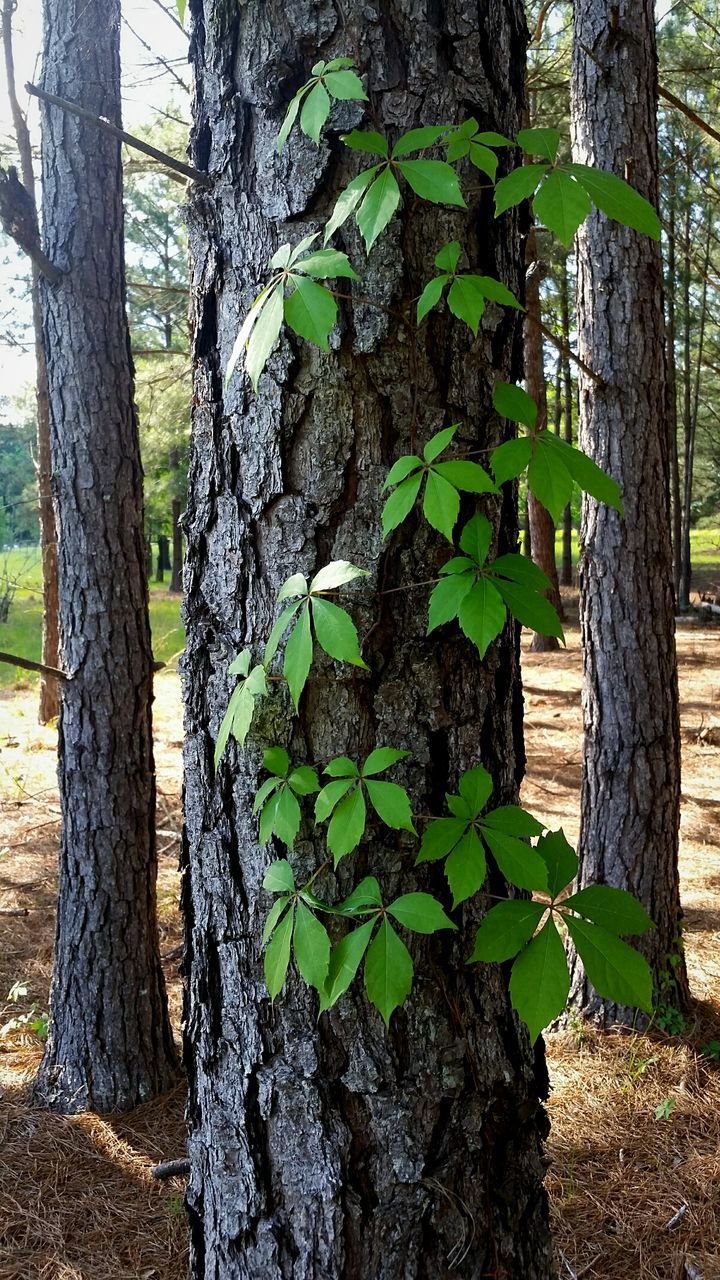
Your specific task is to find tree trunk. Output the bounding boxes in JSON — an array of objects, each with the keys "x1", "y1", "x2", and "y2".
[
  {"x1": 570, "y1": 0, "x2": 689, "y2": 1024},
  {"x1": 679, "y1": 209, "x2": 710, "y2": 611},
  {"x1": 559, "y1": 258, "x2": 573, "y2": 589},
  {"x1": 664, "y1": 138, "x2": 682, "y2": 602},
  {"x1": 170, "y1": 497, "x2": 183, "y2": 593},
  {"x1": 1, "y1": 0, "x2": 60, "y2": 724},
  {"x1": 182, "y1": 3, "x2": 553, "y2": 1276},
  {"x1": 678, "y1": 150, "x2": 694, "y2": 612},
  {"x1": 525, "y1": 226, "x2": 562, "y2": 652},
  {"x1": 33, "y1": 0, "x2": 178, "y2": 1112}
]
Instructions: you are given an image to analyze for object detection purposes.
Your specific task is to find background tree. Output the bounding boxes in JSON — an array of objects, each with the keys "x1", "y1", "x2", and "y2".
[
  {"x1": 569, "y1": 0, "x2": 690, "y2": 1022},
  {"x1": 34, "y1": 0, "x2": 178, "y2": 1111},
  {"x1": 181, "y1": 2, "x2": 555, "y2": 1275}
]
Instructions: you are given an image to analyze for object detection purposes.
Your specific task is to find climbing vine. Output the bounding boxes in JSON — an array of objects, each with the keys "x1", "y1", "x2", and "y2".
[{"x1": 213, "y1": 60, "x2": 659, "y2": 1038}]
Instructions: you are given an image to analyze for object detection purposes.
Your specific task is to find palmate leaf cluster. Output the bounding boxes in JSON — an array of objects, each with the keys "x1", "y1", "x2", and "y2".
[{"x1": 212, "y1": 57, "x2": 662, "y2": 1039}]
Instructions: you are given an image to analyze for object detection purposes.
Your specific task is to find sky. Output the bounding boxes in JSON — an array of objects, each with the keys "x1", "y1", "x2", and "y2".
[{"x1": 0, "y1": 0, "x2": 189, "y2": 408}]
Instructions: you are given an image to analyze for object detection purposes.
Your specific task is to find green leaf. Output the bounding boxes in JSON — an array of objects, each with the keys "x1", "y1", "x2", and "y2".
[
  {"x1": 341, "y1": 129, "x2": 388, "y2": 156},
  {"x1": 516, "y1": 127, "x2": 561, "y2": 162},
  {"x1": 488, "y1": 553, "x2": 551, "y2": 592},
  {"x1": 474, "y1": 276, "x2": 522, "y2": 310},
  {"x1": 176, "y1": 0, "x2": 186, "y2": 22},
  {"x1": 439, "y1": 555, "x2": 476, "y2": 576},
  {"x1": 323, "y1": 57, "x2": 356, "y2": 71},
  {"x1": 270, "y1": 243, "x2": 293, "y2": 270},
  {"x1": 542, "y1": 432, "x2": 623, "y2": 513},
  {"x1": 362, "y1": 747, "x2": 409, "y2": 775},
  {"x1": 244, "y1": 281, "x2": 285, "y2": 391},
  {"x1": 493, "y1": 382, "x2": 538, "y2": 430},
  {"x1": 285, "y1": 275, "x2": 337, "y2": 350},
  {"x1": 364, "y1": 919, "x2": 413, "y2": 1025},
  {"x1": 274, "y1": 786, "x2": 302, "y2": 846},
  {"x1": 336, "y1": 876, "x2": 383, "y2": 915},
  {"x1": 214, "y1": 673, "x2": 265, "y2": 768},
  {"x1": 293, "y1": 900, "x2": 331, "y2": 990},
  {"x1": 320, "y1": 918, "x2": 376, "y2": 1010},
  {"x1": 263, "y1": 858, "x2": 296, "y2": 893},
  {"x1": 509, "y1": 916, "x2": 569, "y2": 1041},
  {"x1": 565, "y1": 163, "x2": 661, "y2": 239},
  {"x1": 383, "y1": 454, "x2": 423, "y2": 489},
  {"x1": 283, "y1": 601, "x2": 313, "y2": 709},
  {"x1": 264, "y1": 746, "x2": 290, "y2": 776},
  {"x1": 396, "y1": 159, "x2": 466, "y2": 207},
  {"x1": 533, "y1": 169, "x2": 591, "y2": 247},
  {"x1": 288, "y1": 232, "x2": 321, "y2": 265},
  {"x1": 277, "y1": 86, "x2": 308, "y2": 153},
  {"x1": 563, "y1": 885, "x2": 654, "y2": 937},
  {"x1": 300, "y1": 80, "x2": 331, "y2": 144},
  {"x1": 459, "y1": 513, "x2": 493, "y2": 566},
  {"x1": 458, "y1": 579, "x2": 506, "y2": 658},
  {"x1": 433, "y1": 460, "x2": 496, "y2": 494},
  {"x1": 536, "y1": 829, "x2": 578, "y2": 899},
  {"x1": 445, "y1": 829, "x2": 487, "y2": 906},
  {"x1": 310, "y1": 560, "x2": 369, "y2": 593},
  {"x1": 287, "y1": 765, "x2": 320, "y2": 796},
  {"x1": 565, "y1": 916, "x2": 653, "y2": 1012},
  {"x1": 491, "y1": 436, "x2": 533, "y2": 486},
  {"x1": 259, "y1": 789, "x2": 282, "y2": 844},
  {"x1": 381, "y1": 472, "x2": 423, "y2": 538},
  {"x1": 495, "y1": 164, "x2": 549, "y2": 216},
  {"x1": 458, "y1": 764, "x2": 492, "y2": 815},
  {"x1": 315, "y1": 777, "x2": 355, "y2": 822},
  {"x1": 357, "y1": 166, "x2": 402, "y2": 252},
  {"x1": 435, "y1": 240, "x2": 461, "y2": 272},
  {"x1": 417, "y1": 274, "x2": 449, "y2": 323},
  {"x1": 470, "y1": 899, "x2": 546, "y2": 962},
  {"x1": 481, "y1": 827, "x2": 549, "y2": 893},
  {"x1": 468, "y1": 142, "x2": 498, "y2": 180},
  {"x1": 263, "y1": 599, "x2": 303, "y2": 667},
  {"x1": 228, "y1": 649, "x2": 252, "y2": 677},
  {"x1": 474, "y1": 130, "x2": 514, "y2": 147},
  {"x1": 324, "y1": 166, "x2": 379, "y2": 243},
  {"x1": 264, "y1": 902, "x2": 295, "y2": 1000},
  {"x1": 392, "y1": 125, "x2": 449, "y2": 157},
  {"x1": 295, "y1": 249, "x2": 359, "y2": 280},
  {"x1": 324, "y1": 756, "x2": 359, "y2": 778},
  {"x1": 323, "y1": 69, "x2": 367, "y2": 101},
  {"x1": 327, "y1": 784, "x2": 367, "y2": 864},
  {"x1": 526, "y1": 439, "x2": 574, "y2": 523},
  {"x1": 493, "y1": 577, "x2": 564, "y2": 640},
  {"x1": 427, "y1": 571, "x2": 474, "y2": 633},
  {"x1": 482, "y1": 805, "x2": 544, "y2": 838},
  {"x1": 262, "y1": 895, "x2": 291, "y2": 944},
  {"x1": 447, "y1": 133, "x2": 470, "y2": 163},
  {"x1": 365, "y1": 780, "x2": 415, "y2": 832},
  {"x1": 311, "y1": 597, "x2": 367, "y2": 668},
  {"x1": 447, "y1": 276, "x2": 485, "y2": 335},
  {"x1": 253, "y1": 775, "x2": 282, "y2": 815},
  {"x1": 278, "y1": 572, "x2": 308, "y2": 602},
  {"x1": 388, "y1": 892, "x2": 456, "y2": 934},
  {"x1": 423, "y1": 424, "x2": 458, "y2": 462},
  {"x1": 416, "y1": 816, "x2": 468, "y2": 863},
  {"x1": 423, "y1": 468, "x2": 460, "y2": 543}
]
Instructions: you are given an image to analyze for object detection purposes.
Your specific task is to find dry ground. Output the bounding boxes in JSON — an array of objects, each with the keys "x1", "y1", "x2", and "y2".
[{"x1": 0, "y1": 618, "x2": 718, "y2": 1280}]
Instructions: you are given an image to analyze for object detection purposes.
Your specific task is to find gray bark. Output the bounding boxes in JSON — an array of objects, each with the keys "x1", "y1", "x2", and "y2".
[
  {"x1": 33, "y1": 0, "x2": 178, "y2": 1112},
  {"x1": 570, "y1": 0, "x2": 689, "y2": 1023},
  {"x1": 182, "y1": 2, "x2": 553, "y2": 1277}
]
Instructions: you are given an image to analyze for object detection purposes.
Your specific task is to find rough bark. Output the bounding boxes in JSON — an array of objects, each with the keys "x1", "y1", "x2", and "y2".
[
  {"x1": 33, "y1": 0, "x2": 178, "y2": 1112},
  {"x1": 182, "y1": 2, "x2": 553, "y2": 1277},
  {"x1": 1, "y1": 0, "x2": 59, "y2": 723},
  {"x1": 525, "y1": 226, "x2": 562, "y2": 652},
  {"x1": 570, "y1": 0, "x2": 689, "y2": 1023}
]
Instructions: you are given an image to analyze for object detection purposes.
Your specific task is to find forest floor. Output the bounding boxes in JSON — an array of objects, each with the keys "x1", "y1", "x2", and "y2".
[{"x1": 0, "y1": 599, "x2": 718, "y2": 1279}]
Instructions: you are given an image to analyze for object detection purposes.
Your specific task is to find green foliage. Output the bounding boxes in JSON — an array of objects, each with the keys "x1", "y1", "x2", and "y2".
[{"x1": 211, "y1": 68, "x2": 661, "y2": 1037}]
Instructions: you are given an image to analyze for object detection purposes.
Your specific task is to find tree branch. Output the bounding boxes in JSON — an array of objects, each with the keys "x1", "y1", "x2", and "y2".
[
  {"x1": 0, "y1": 650, "x2": 69, "y2": 680},
  {"x1": 526, "y1": 311, "x2": 603, "y2": 385},
  {"x1": 658, "y1": 84, "x2": 720, "y2": 148},
  {"x1": 0, "y1": 165, "x2": 64, "y2": 282},
  {"x1": 25, "y1": 82, "x2": 210, "y2": 187}
]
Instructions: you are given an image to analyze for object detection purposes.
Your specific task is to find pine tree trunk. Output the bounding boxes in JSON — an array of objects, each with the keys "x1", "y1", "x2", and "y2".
[
  {"x1": 569, "y1": 0, "x2": 689, "y2": 1024},
  {"x1": 182, "y1": 2, "x2": 554, "y2": 1275},
  {"x1": 664, "y1": 139, "x2": 681, "y2": 603},
  {"x1": 525, "y1": 227, "x2": 562, "y2": 653},
  {"x1": 33, "y1": 0, "x2": 178, "y2": 1112},
  {"x1": 559, "y1": 259, "x2": 573, "y2": 589},
  {"x1": 170, "y1": 497, "x2": 183, "y2": 594}
]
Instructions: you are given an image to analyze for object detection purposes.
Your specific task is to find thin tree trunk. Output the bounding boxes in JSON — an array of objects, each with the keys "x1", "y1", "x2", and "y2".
[
  {"x1": 570, "y1": 0, "x2": 689, "y2": 1024},
  {"x1": 526, "y1": 227, "x2": 562, "y2": 652},
  {"x1": 560, "y1": 257, "x2": 574, "y2": 588},
  {"x1": 678, "y1": 154, "x2": 693, "y2": 612},
  {"x1": 665, "y1": 139, "x2": 682, "y2": 601},
  {"x1": 679, "y1": 209, "x2": 711, "y2": 610},
  {"x1": 33, "y1": 0, "x2": 178, "y2": 1112},
  {"x1": 1, "y1": 0, "x2": 59, "y2": 723},
  {"x1": 170, "y1": 497, "x2": 183, "y2": 593},
  {"x1": 182, "y1": 3, "x2": 553, "y2": 1275}
]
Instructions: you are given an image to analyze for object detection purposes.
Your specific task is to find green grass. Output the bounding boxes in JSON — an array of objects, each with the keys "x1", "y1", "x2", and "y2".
[
  {"x1": 0, "y1": 548, "x2": 184, "y2": 688},
  {"x1": 553, "y1": 525, "x2": 719, "y2": 571}
]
